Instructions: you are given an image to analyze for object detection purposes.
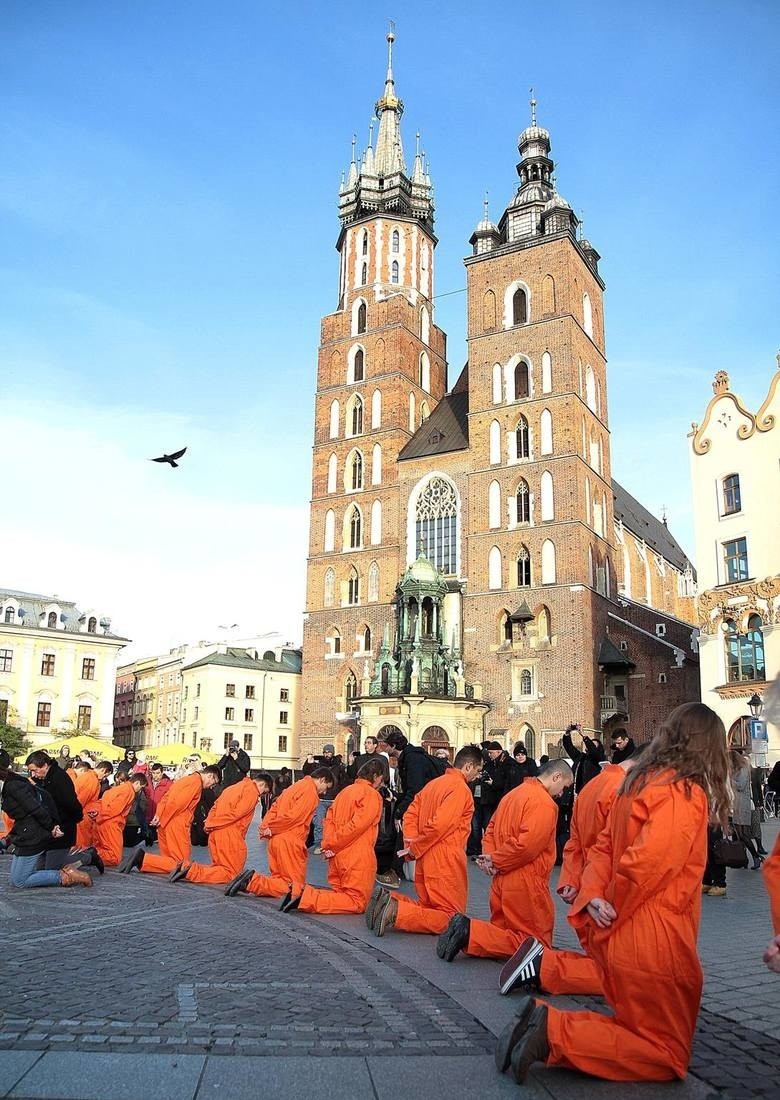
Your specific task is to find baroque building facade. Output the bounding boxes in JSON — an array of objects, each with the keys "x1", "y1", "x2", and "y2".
[
  {"x1": 300, "y1": 36, "x2": 699, "y2": 760},
  {"x1": 689, "y1": 363, "x2": 780, "y2": 763}
]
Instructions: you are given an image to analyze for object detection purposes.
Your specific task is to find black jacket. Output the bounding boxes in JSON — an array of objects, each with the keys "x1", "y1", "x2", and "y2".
[
  {"x1": 611, "y1": 738, "x2": 637, "y2": 765},
  {"x1": 348, "y1": 751, "x2": 390, "y2": 784},
  {"x1": 217, "y1": 750, "x2": 251, "y2": 788},
  {"x1": 394, "y1": 745, "x2": 446, "y2": 820},
  {"x1": 506, "y1": 757, "x2": 539, "y2": 790},
  {"x1": 480, "y1": 752, "x2": 513, "y2": 809},
  {"x1": 2, "y1": 773, "x2": 59, "y2": 856},
  {"x1": 36, "y1": 763, "x2": 83, "y2": 849},
  {"x1": 302, "y1": 755, "x2": 348, "y2": 797},
  {"x1": 562, "y1": 732, "x2": 606, "y2": 793}
]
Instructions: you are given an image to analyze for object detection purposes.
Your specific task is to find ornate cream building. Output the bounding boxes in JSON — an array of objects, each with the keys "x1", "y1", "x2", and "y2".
[
  {"x1": 689, "y1": 362, "x2": 780, "y2": 762},
  {"x1": 0, "y1": 588, "x2": 128, "y2": 744}
]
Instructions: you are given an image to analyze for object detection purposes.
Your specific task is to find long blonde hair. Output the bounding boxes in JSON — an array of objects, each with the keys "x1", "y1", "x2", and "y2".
[{"x1": 620, "y1": 702, "x2": 732, "y2": 827}]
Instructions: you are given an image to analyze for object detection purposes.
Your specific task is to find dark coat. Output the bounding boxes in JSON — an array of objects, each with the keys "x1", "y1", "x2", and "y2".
[
  {"x1": 767, "y1": 762, "x2": 780, "y2": 794},
  {"x1": 217, "y1": 749, "x2": 251, "y2": 788},
  {"x1": 562, "y1": 732, "x2": 606, "y2": 793},
  {"x1": 36, "y1": 763, "x2": 83, "y2": 849},
  {"x1": 611, "y1": 737, "x2": 637, "y2": 765},
  {"x1": 2, "y1": 773, "x2": 59, "y2": 856},
  {"x1": 302, "y1": 755, "x2": 348, "y2": 797},
  {"x1": 348, "y1": 751, "x2": 390, "y2": 784},
  {"x1": 506, "y1": 756, "x2": 539, "y2": 790},
  {"x1": 394, "y1": 744, "x2": 446, "y2": 820},
  {"x1": 480, "y1": 752, "x2": 513, "y2": 809}
]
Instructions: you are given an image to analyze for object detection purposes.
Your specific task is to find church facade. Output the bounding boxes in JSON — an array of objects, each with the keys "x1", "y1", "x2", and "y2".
[{"x1": 300, "y1": 34, "x2": 699, "y2": 760}]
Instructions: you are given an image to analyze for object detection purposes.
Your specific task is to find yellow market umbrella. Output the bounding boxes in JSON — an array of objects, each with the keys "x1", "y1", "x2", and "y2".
[
  {"x1": 31, "y1": 734, "x2": 124, "y2": 762},
  {"x1": 144, "y1": 742, "x2": 221, "y2": 766}
]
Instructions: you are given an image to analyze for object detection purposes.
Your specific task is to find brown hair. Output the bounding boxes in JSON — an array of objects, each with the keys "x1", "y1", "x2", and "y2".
[
  {"x1": 356, "y1": 758, "x2": 386, "y2": 782},
  {"x1": 620, "y1": 702, "x2": 731, "y2": 827}
]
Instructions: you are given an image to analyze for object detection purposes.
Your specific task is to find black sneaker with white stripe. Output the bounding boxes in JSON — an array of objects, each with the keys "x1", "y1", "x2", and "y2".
[{"x1": 499, "y1": 935, "x2": 544, "y2": 995}]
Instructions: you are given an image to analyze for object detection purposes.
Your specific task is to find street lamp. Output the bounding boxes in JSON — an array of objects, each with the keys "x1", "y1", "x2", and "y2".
[{"x1": 747, "y1": 693, "x2": 763, "y2": 719}]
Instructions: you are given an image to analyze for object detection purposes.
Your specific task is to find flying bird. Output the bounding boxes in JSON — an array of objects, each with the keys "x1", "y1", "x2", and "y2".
[{"x1": 151, "y1": 447, "x2": 187, "y2": 468}]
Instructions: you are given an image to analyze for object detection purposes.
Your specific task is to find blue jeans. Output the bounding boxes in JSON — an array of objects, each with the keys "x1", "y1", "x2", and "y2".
[
  {"x1": 313, "y1": 799, "x2": 333, "y2": 847},
  {"x1": 10, "y1": 852, "x2": 62, "y2": 889}
]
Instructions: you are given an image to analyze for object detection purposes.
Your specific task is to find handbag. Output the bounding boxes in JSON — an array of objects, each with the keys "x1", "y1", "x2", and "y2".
[{"x1": 712, "y1": 834, "x2": 748, "y2": 868}]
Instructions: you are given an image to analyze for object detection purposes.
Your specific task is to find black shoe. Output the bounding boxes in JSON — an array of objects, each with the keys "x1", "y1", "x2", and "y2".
[
  {"x1": 279, "y1": 888, "x2": 302, "y2": 913},
  {"x1": 499, "y1": 936, "x2": 544, "y2": 995},
  {"x1": 436, "y1": 914, "x2": 470, "y2": 961},
  {"x1": 509, "y1": 1003, "x2": 549, "y2": 1083},
  {"x1": 86, "y1": 847, "x2": 105, "y2": 875},
  {"x1": 225, "y1": 869, "x2": 254, "y2": 897},
  {"x1": 365, "y1": 886, "x2": 388, "y2": 930},
  {"x1": 495, "y1": 995, "x2": 538, "y2": 1073},
  {"x1": 125, "y1": 848, "x2": 144, "y2": 874},
  {"x1": 117, "y1": 849, "x2": 139, "y2": 874},
  {"x1": 169, "y1": 863, "x2": 190, "y2": 883}
]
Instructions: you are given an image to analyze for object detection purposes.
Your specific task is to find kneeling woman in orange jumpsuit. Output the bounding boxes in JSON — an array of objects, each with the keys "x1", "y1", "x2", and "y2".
[
  {"x1": 496, "y1": 701, "x2": 732, "y2": 1085},
  {"x1": 281, "y1": 759, "x2": 384, "y2": 914},
  {"x1": 92, "y1": 773, "x2": 148, "y2": 867},
  {"x1": 120, "y1": 766, "x2": 221, "y2": 874},
  {"x1": 173, "y1": 774, "x2": 272, "y2": 886}
]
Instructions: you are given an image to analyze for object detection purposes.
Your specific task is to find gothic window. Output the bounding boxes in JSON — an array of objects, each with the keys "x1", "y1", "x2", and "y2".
[
  {"x1": 420, "y1": 306, "x2": 430, "y2": 344},
  {"x1": 488, "y1": 480, "x2": 501, "y2": 529},
  {"x1": 517, "y1": 480, "x2": 530, "y2": 523},
  {"x1": 542, "y1": 275, "x2": 556, "y2": 314},
  {"x1": 419, "y1": 352, "x2": 430, "y2": 392},
  {"x1": 381, "y1": 664, "x2": 391, "y2": 693},
  {"x1": 362, "y1": 230, "x2": 368, "y2": 256},
  {"x1": 391, "y1": 260, "x2": 399, "y2": 284},
  {"x1": 520, "y1": 669, "x2": 533, "y2": 695},
  {"x1": 585, "y1": 477, "x2": 591, "y2": 527},
  {"x1": 483, "y1": 290, "x2": 496, "y2": 331},
  {"x1": 353, "y1": 348, "x2": 364, "y2": 382},
  {"x1": 540, "y1": 409, "x2": 553, "y2": 455},
  {"x1": 349, "y1": 507, "x2": 362, "y2": 548},
  {"x1": 488, "y1": 546, "x2": 502, "y2": 589},
  {"x1": 345, "y1": 671, "x2": 358, "y2": 703},
  {"x1": 351, "y1": 451, "x2": 363, "y2": 490},
  {"x1": 368, "y1": 561, "x2": 380, "y2": 602},
  {"x1": 409, "y1": 392, "x2": 416, "y2": 430},
  {"x1": 327, "y1": 453, "x2": 337, "y2": 493},
  {"x1": 489, "y1": 419, "x2": 501, "y2": 464},
  {"x1": 725, "y1": 615, "x2": 765, "y2": 683},
  {"x1": 420, "y1": 401, "x2": 429, "y2": 424},
  {"x1": 347, "y1": 569, "x2": 360, "y2": 605},
  {"x1": 722, "y1": 474, "x2": 741, "y2": 516},
  {"x1": 370, "y1": 500, "x2": 382, "y2": 545},
  {"x1": 536, "y1": 605, "x2": 551, "y2": 642},
  {"x1": 512, "y1": 288, "x2": 528, "y2": 326},
  {"x1": 362, "y1": 626, "x2": 372, "y2": 652},
  {"x1": 540, "y1": 471, "x2": 554, "y2": 521},
  {"x1": 371, "y1": 443, "x2": 382, "y2": 485},
  {"x1": 414, "y1": 476, "x2": 458, "y2": 575},
  {"x1": 324, "y1": 509, "x2": 335, "y2": 551},
  {"x1": 371, "y1": 389, "x2": 382, "y2": 429},
  {"x1": 723, "y1": 537, "x2": 748, "y2": 583},
  {"x1": 492, "y1": 362, "x2": 502, "y2": 404},
  {"x1": 516, "y1": 416, "x2": 530, "y2": 459},
  {"x1": 327, "y1": 628, "x2": 341, "y2": 656},
  {"x1": 499, "y1": 609, "x2": 513, "y2": 644},
  {"x1": 541, "y1": 351, "x2": 552, "y2": 394},
  {"x1": 361, "y1": 262, "x2": 368, "y2": 286},
  {"x1": 541, "y1": 539, "x2": 557, "y2": 584},
  {"x1": 391, "y1": 229, "x2": 400, "y2": 253},
  {"x1": 329, "y1": 399, "x2": 339, "y2": 439},
  {"x1": 517, "y1": 546, "x2": 531, "y2": 587},
  {"x1": 357, "y1": 300, "x2": 367, "y2": 334},
  {"x1": 324, "y1": 568, "x2": 335, "y2": 608},
  {"x1": 583, "y1": 292, "x2": 593, "y2": 338},
  {"x1": 349, "y1": 395, "x2": 363, "y2": 436},
  {"x1": 47, "y1": 611, "x2": 57, "y2": 628},
  {"x1": 514, "y1": 361, "x2": 529, "y2": 400},
  {"x1": 585, "y1": 366, "x2": 597, "y2": 412}
]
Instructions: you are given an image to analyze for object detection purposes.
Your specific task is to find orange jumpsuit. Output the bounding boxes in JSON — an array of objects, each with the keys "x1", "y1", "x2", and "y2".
[
  {"x1": 298, "y1": 779, "x2": 382, "y2": 914},
  {"x1": 246, "y1": 776, "x2": 320, "y2": 898},
  {"x1": 540, "y1": 763, "x2": 626, "y2": 995},
  {"x1": 763, "y1": 831, "x2": 780, "y2": 934},
  {"x1": 71, "y1": 770, "x2": 101, "y2": 850},
  {"x1": 394, "y1": 768, "x2": 474, "y2": 934},
  {"x1": 185, "y1": 777, "x2": 259, "y2": 885},
  {"x1": 465, "y1": 778, "x2": 558, "y2": 959},
  {"x1": 1, "y1": 810, "x2": 13, "y2": 838},
  {"x1": 94, "y1": 783, "x2": 137, "y2": 866},
  {"x1": 141, "y1": 773, "x2": 203, "y2": 875},
  {"x1": 546, "y1": 774, "x2": 708, "y2": 1082}
]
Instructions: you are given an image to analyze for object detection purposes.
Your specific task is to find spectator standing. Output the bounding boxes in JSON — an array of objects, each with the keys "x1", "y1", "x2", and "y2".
[
  {"x1": 562, "y1": 724, "x2": 606, "y2": 793},
  {"x1": 731, "y1": 749, "x2": 762, "y2": 869},
  {"x1": 507, "y1": 743, "x2": 538, "y2": 790},
  {"x1": 55, "y1": 746, "x2": 73, "y2": 770},
  {"x1": 610, "y1": 730, "x2": 636, "y2": 764},
  {"x1": 144, "y1": 763, "x2": 173, "y2": 847},
  {"x1": 217, "y1": 740, "x2": 251, "y2": 788}
]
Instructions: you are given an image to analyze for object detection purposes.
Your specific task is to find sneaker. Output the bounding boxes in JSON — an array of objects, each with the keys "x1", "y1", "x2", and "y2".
[
  {"x1": 225, "y1": 868, "x2": 254, "y2": 897},
  {"x1": 499, "y1": 936, "x2": 544, "y2": 995},
  {"x1": 374, "y1": 893, "x2": 398, "y2": 937},
  {"x1": 375, "y1": 870, "x2": 401, "y2": 888},
  {"x1": 495, "y1": 995, "x2": 537, "y2": 1073},
  {"x1": 436, "y1": 913, "x2": 470, "y2": 961},
  {"x1": 701, "y1": 884, "x2": 713, "y2": 894},
  {"x1": 708, "y1": 886, "x2": 727, "y2": 897},
  {"x1": 365, "y1": 886, "x2": 388, "y2": 930},
  {"x1": 509, "y1": 1003, "x2": 549, "y2": 1083}
]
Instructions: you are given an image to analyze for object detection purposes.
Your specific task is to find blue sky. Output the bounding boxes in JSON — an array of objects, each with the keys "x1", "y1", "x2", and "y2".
[{"x1": 2, "y1": 1, "x2": 778, "y2": 658}]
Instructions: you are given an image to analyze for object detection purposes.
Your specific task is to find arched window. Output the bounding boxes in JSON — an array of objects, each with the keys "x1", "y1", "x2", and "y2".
[
  {"x1": 345, "y1": 671, "x2": 358, "y2": 703},
  {"x1": 361, "y1": 262, "x2": 368, "y2": 286},
  {"x1": 513, "y1": 361, "x2": 530, "y2": 400},
  {"x1": 722, "y1": 474, "x2": 741, "y2": 516},
  {"x1": 483, "y1": 290, "x2": 496, "y2": 331},
  {"x1": 540, "y1": 471, "x2": 554, "y2": 521},
  {"x1": 541, "y1": 351, "x2": 552, "y2": 394},
  {"x1": 368, "y1": 561, "x2": 380, "y2": 602},
  {"x1": 585, "y1": 365, "x2": 596, "y2": 412},
  {"x1": 419, "y1": 352, "x2": 430, "y2": 392},
  {"x1": 512, "y1": 287, "x2": 528, "y2": 325},
  {"x1": 542, "y1": 274, "x2": 556, "y2": 314},
  {"x1": 516, "y1": 479, "x2": 530, "y2": 523},
  {"x1": 371, "y1": 443, "x2": 382, "y2": 485},
  {"x1": 362, "y1": 230, "x2": 368, "y2": 256},
  {"x1": 520, "y1": 669, "x2": 533, "y2": 695},
  {"x1": 414, "y1": 476, "x2": 458, "y2": 574},
  {"x1": 371, "y1": 389, "x2": 381, "y2": 429},
  {"x1": 327, "y1": 627, "x2": 341, "y2": 656},
  {"x1": 351, "y1": 451, "x2": 363, "y2": 490},
  {"x1": 420, "y1": 401, "x2": 429, "y2": 424},
  {"x1": 492, "y1": 362, "x2": 502, "y2": 404},
  {"x1": 353, "y1": 348, "x2": 364, "y2": 382},
  {"x1": 536, "y1": 605, "x2": 551, "y2": 642},
  {"x1": 329, "y1": 400, "x2": 339, "y2": 439},
  {"x1": 370, "y1": 499, "x2": 382, "y2": 545},
  {"x1": 349, "y1": 395, "x2": 363, "y2": 436},
  {"x1": 327, "y1": 453, "x2": 337, "y2": 493},
  {"x1": 499, "y1": 609, "x2": 513, "y2": 645},
  {"x1": 87, "y1": 616, "x2": 97, "y2": 633},
  {"x1": 583, "y1": 292, "x2": 593, "y2": 338},
  {"x1": 324, "y1": 510, "x2": 335, "y2": 551},
  {"x1": 725, "y1": 615, "x2": 766, "y2": 682},
  {"x1": 391, "y1": 228, "x2": 400, "y2": 253},
  {"x1": 324, "y1": 568, "x2": 335, "y2": 608},
  {"x1": 347, "y1": 568, "x2": 360, "y2": 605},
  {"x1": 541, "y1": 539, "x2": 556, "y2": 584},
  {"x1": 362, "y1": 626, "x2": 372, "y2": 652},
  {"x1": 489, "y1": 419, "x2": 501, "y2": 464},
  {"x1": 588, "y1": 545, "x2": 595, "y2": 587},
  {"x1": 349, "y1": 507, "x2": 362, "y2": 549},
  {"x1": 391, "y1": 260, "x2": 399, "y2": 284},
  {"x1": 517, "y1": 546, "x2": 531, "y2": 587},
  {"x1": 585, "y1": 477, "x2": 591, "y2": 527},
  {"x1": 488, "y1": 480, "x2": 501, "y2": 529},
  {"x1": 420, "y1": 306, "x2": 430, "y2": 344},
  {"x1": 516, "y1": 416, "x2": 530, "y2": 459},
  {"x1": 488, "y1": 546, "x2": 502, "y2": 590},
  {"x1": 4, "y1": 607, "x2": 13, "y2": 623},
  {"x1": 47, "y1": 611, "x2": 57, "y2": 628},
  {"x1": 409, "y1": 392, "x2": 416, "y2": 430},
  {"x1": 540, "y1": 409, "x2": 553, "y2": 455},
  {"x1": 357, "y1": 300, "x2": 367, "y2": 334}
]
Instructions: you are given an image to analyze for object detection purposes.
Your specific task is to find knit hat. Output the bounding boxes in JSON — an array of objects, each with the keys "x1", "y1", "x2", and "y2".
[{"x1": 322, "y1": 744, "x2": 335, "y2": 753}]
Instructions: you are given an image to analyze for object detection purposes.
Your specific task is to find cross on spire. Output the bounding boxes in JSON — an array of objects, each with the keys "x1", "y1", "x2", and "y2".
[
  {"x1": 483, "y1": 192, "x2": 490, "y2": 220},
  {"x1": 529, "y1": 87, "x2": 537, "y2": 126}
]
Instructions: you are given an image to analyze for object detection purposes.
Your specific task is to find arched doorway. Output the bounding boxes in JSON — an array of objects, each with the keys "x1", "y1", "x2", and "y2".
[{"x1": 422, "y1": 724, "x2": 451, "y2": 760}]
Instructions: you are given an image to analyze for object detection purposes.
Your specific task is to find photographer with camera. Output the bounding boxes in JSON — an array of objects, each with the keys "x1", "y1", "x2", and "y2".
[
  {"x1": 562, "y1": 723, "x2": 605, "y2": 794},
  {"x1": 216, "y1": 740, "x2": 251, "y2": 788}
]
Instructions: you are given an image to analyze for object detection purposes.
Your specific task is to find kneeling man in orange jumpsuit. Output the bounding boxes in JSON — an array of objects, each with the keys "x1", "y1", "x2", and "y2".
[
  {"x1": 367, "y1": 744, "x2": 482, "y2": 937},
  {"x1": 70, "y1": 759, "x2": 101, "y2": 851},
  {"x1": 437, "y1": 758, "x2": 573, "y2": 962},
  {"x1": 91, "y1": 773, "x2": 148, "y2": 867},
  {"x1": 280, "y1": 759, "x2": 384, "y2": 914},
  {"x1": 224, "y1": 768, "x2": 334, "y2": 898},
  {"x1": 118, "y1": 765, "x2": 222, "y2": 875},
  {"x1": 171, "y1": 773, "x2": 272, "y2": 885},
  {"x1": 500, "y1": 756, "x2": 635, "y2": 996}
]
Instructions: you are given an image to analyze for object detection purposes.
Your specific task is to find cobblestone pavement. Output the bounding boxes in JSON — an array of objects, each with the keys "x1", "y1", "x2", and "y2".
[{"x1": 0, "y1": 818, "x2": 777, "y2": 1099}]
